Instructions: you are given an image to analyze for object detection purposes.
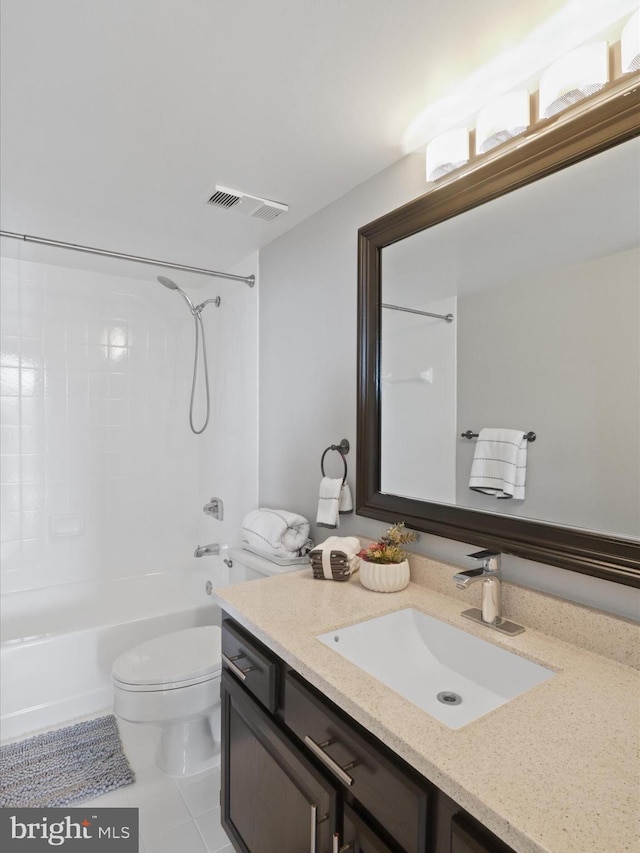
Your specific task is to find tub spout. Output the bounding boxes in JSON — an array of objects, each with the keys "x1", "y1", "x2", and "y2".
[{"x1": 194, "y1": 543, "x2": 220, "y2": 558}]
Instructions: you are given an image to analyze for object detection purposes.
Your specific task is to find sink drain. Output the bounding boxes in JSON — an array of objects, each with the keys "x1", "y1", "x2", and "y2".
[{"x1": 437, "y1": 691, "x2": 462, "y2": 706}]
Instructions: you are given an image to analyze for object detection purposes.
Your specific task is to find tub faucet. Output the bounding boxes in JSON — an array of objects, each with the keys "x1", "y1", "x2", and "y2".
[
  {"x1": 194, "y1": 543, "x2": 220, "y2": 558},
  {"x1": 453, "y1": 550, "x2": 525, "y2": 636}
]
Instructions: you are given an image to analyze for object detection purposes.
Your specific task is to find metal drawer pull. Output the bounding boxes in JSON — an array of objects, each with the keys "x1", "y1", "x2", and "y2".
[
  {"x1": 310, "y1": 804, "x2": 317, "y2": 853},
  {"x1": 304, "y1": 735, "x2": 358, "y2": 787},
  {"x1": 222, "y1": 653, "x2": 255, "y2": 682},
  {"x1": 332, "y1": 834, "x2": 353, "y2": 853}
]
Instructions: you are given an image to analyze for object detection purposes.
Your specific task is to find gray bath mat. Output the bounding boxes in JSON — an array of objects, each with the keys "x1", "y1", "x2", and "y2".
[{"x1": 0, "y1": 714, "x2": 134, "y2": 807}]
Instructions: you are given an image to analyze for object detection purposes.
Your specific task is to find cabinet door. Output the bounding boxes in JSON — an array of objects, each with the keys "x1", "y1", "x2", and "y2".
[
  {"x1": 450, "y1": 813, "x2": 513, "y2": 853},
  {"x1": 339, "y1": 803, "x2": 395, "y2": 853},
  {"x1": 221, "y1": 671, "x2": 338, "y2": 853}
]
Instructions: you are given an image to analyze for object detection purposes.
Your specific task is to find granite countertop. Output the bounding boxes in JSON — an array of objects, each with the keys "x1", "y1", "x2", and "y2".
[{"x1": 215, "y1": 569, "x2": 639, "y2": 853}]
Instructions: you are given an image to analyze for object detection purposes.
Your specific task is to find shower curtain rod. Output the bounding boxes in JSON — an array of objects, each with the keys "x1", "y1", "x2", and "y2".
[
  {"x1": 0, "y1": 230, "x2": 256, "y2": 287},
  {"x1": 382, "y1": 302, "x2": 453, "y2": 323}
]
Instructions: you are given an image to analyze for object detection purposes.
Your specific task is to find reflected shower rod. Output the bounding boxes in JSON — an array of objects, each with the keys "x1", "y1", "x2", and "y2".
[
  {"x1": 0, "y1": 230, "x2": 255, "y2": 287},
  {"x1": 382, "y1": 302, "x2": 453, "y2": 323}
]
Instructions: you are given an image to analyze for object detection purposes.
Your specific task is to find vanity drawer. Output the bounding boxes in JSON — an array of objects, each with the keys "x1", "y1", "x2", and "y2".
[
  {"x1": 284, "y1": 671, "x2": 430, "y2": 853},
  {"x1": 221, "y1": 618, "x2": 279, "y2": 713}
]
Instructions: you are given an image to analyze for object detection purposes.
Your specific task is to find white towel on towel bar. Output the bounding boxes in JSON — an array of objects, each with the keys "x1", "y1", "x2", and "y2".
[
  {"x1": 468, "y1": 428, "x2": 528, "y2": 500},
  {"x1": 240, "y1": 508, "x2": 311, "y2": 558},
  {"x1": 316, "y1": 477, "x2": 342, "y2": 528},
  {"x1": 316, "y1": 478, "x2": 354, "y2": 528}
]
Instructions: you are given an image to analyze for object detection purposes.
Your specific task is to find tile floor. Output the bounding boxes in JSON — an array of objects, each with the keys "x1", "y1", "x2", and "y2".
[{"x1": 81, "y1": 716, "x2": 233, "y2": 853}]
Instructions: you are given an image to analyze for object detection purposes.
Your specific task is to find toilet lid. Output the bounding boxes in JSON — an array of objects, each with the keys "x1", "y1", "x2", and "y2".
[{"x1": 113, "y1": 626, "x2": 221, "y2": 687}]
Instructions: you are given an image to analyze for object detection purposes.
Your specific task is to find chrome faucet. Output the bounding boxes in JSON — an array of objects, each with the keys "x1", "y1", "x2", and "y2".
[
  {"x1": 453, "y1": 550, "x2": 525, "y2": 635},
  {"x1": 194, "y1": 543, "x2": 220, "y2": 558}
]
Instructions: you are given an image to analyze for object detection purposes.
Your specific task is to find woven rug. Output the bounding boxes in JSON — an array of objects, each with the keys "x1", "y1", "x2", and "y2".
[{"x1": 0, "y1": 714, "x2": 135, "y2": 808}]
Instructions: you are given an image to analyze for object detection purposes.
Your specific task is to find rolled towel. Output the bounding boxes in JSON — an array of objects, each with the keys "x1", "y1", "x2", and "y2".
[
  {"x1": 316, "y1": 477, "x2": 342, "y2": 528},
  {"x1": 241, "y1": 508, "x2": 311, "y2": 558},
  {"x1": 469, "y1": 428, "x2": 527, "y2": 500}
]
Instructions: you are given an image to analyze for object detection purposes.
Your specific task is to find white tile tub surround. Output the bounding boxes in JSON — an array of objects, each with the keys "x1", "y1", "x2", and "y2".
[
  {"x1": 0, "y1": 256, "x2": 200, "y2": 592},
  {"x1": 0, "y1": 251, "x2": 259, "y2": 741}
]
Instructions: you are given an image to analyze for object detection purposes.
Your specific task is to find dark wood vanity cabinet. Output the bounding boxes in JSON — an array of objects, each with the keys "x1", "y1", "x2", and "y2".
[
  {"x1": 221, "y1": 671, "x2": 339, "y2": 853},
  {"x1": 220, "y1": 614, "x2": 515, "y2": 853}
]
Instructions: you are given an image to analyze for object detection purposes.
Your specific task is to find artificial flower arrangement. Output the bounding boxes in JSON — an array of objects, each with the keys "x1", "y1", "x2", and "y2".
[{"x1": 357, "y1": 523, "x2": 418, "y2": 564}]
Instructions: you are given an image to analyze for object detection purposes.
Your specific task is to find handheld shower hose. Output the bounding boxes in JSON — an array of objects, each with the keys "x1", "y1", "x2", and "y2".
[{"x1": 157, "y1": 276, "x2": 220, "y2": 434}]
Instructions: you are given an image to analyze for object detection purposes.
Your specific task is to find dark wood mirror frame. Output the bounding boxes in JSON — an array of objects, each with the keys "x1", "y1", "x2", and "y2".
[{"x1": 357, "y1": 75, "x2": 640, "y2": 588}]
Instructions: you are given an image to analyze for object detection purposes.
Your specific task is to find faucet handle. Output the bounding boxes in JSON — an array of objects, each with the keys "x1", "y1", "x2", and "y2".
[
  {"x1": 468, "y1": 549, "x2": 500, "y2": 560},
  {"x1": 468, "y1": 550, "x2": 501, "y2": 572}
]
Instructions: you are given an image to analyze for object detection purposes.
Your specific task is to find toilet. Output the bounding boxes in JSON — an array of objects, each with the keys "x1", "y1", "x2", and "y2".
[{"x1": 112, "y1": 547, "x2": 305, "y2": 776}]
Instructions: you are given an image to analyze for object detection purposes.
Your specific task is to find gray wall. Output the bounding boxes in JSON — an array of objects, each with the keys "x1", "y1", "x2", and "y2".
[
  {"x1": 456, "y1": 248, "x2": 640, "y2": 538},
  {"x1": 258, "y1": 153, "x2": 640, "y2": 621}
]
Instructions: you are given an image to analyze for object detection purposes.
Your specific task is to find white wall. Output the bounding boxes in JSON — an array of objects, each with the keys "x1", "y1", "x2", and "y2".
[
  {"x1": 258, "y1": 153, "x2": 640, "y2": 621},
  {"x1": 381, "y1": 297, "x2": 456, "y2": 503},
  {"x1": 0, "y1": 253, "x2": 258, "y2": 596}
]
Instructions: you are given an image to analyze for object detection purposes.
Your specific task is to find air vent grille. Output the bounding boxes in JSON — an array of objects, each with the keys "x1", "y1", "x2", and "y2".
[
  {"x1": 250, "y1": 201, "x2": 288, "y2": 222},
  {"x1": 206, "y1": 185, "x2": 288, "y2": 221},
  {"x1": 207, "y1": 188, "x2": 243, "y2": 209}
]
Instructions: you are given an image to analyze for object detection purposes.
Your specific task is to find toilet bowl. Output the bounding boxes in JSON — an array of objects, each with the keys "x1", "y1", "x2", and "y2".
[
  {"x1": 112, "y1": 547, "x2": 306, "y2": 776},
  {"x1": 113, "y1": 625, "x2": 222, "y2": 776}
]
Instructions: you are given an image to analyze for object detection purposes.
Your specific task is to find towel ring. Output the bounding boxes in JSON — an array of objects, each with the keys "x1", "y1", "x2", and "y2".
[{"x1": 320, "y1": 439, "x2": 349, "y2": 484}]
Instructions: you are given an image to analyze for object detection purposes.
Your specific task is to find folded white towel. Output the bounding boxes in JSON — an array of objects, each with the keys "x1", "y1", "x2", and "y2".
[
  {"x1": 339, "y1": 482, "x2": 353, "y2": 514},
  {"x1": 468, "y1": 428, "x2": 527, "y2": 500},
  {"x1": 241, "y1": 508, "x2": 311, "y2": 558},
  {"x1": 310, "y1": 536, "x2": 361, "y2": 579},
  {"x1": 316, "y1": 477, "x2": 342, "y2": 528}
]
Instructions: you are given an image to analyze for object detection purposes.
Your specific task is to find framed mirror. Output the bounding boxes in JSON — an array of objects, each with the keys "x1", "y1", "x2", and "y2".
[{"x1": 357, "y1": 75, "x2": 640, "y2": 587}]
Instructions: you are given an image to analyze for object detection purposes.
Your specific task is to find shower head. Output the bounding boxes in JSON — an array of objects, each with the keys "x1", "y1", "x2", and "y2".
[
  {"x1": 157, "y1": 275, "x2": 179, "y2": 291},
  {"x1": 156, "y1": 275, "x2": 197, "y2": 314}
]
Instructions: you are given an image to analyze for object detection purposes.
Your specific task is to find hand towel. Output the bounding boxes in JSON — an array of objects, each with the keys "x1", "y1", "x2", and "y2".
[
  {"x1": 241, "y1": 508, "x2": 311, "y2": 558},
  {"x1": 339, "y1": 482, "x2": 353, "y2": 514},
  {"x1": 310, "y1": 536, "x2": 361, "y2": 579},
  {"x1": 316, "y1": 477, "x2": 343, "y2": 528},
  {"x1": 468, "y1": 428, "x2": 527, "y2": 500}
]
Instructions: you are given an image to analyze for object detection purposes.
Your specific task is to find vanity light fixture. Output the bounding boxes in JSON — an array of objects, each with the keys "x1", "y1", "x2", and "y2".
[
  {"x1": 621, "y1": 10, "x2": 640, "y2": 72},
  {"x1": 538, "y1": 41, "x2": 609, "y2": 119},
  {"x1": 426, "y1": 128, "x2": 469, "y2": 182},
  {"x1": 475, "y1": 90, "x2": 530, "y2": 155}
]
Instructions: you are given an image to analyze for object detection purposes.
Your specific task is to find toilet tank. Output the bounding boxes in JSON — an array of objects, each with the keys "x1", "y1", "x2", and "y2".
[{"x1": 227, "y1": 547, "x2": 309, "y2": 582}]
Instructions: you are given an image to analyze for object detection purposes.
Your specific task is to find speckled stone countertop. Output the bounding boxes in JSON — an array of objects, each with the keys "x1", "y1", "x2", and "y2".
[{"x1": 215, "y1": 566, "x2": 640, "y2": 853}]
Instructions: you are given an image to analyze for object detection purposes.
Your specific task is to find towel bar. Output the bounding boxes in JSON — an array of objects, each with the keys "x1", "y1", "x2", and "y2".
[{"x1": 461, "y1": 430, "x2": 536, "y2": 442}]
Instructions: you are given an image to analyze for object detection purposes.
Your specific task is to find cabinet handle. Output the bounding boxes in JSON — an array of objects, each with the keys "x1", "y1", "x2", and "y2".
[
  {"x1": 304, "y1": 735, "x2": 358, "y2": 787},
  {"x1": 332, "y1": 835, "x2": 353, "y2": 853},
  {"x1": 222, "y1": 652, "x2": 255, "y2": 682},
  {"x1": 310, "y1": 804, "x2": 317, "y2": 853}
]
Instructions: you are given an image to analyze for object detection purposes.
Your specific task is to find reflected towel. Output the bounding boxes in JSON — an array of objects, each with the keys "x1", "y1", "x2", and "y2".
[
  {"x1": 240, "y1": 508, "x2": 311, "y2": 558},
  {"x1": 468, "y1": 428, "x2": 527, "y2": 500}
]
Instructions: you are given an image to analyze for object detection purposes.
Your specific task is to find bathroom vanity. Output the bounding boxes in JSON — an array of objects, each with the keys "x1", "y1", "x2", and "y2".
[
  {"x1": 215, "y1": 561, "x2": 639, "y2": 853},
  {"x1": 220, "y1": 612, "x2": 513, "y2": 852}
]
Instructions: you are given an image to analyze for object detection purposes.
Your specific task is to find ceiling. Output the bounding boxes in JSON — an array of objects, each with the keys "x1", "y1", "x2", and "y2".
[{"x1": 1, "y1": 0, "x2": 582, "y2": 276}]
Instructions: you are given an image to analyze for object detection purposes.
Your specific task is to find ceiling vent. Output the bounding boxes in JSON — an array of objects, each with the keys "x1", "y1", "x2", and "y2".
[{"x1": 206, "y1": 185, "x2": 288, "y2": 221}]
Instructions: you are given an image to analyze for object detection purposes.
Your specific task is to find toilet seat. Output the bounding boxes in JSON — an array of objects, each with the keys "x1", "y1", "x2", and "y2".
[{"x1": 113, "y1": 626, "x2": 221, "y2": 692}]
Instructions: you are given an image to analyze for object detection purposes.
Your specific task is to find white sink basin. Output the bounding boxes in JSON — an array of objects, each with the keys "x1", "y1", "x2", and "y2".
[{"x1": 317, "y1": 608, "x2": 554, "y2": 729}]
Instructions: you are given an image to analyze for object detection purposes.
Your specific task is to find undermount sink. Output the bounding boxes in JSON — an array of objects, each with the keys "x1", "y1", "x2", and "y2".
[{"x1": 316, "y1": 608, "x2": 554, "y2": 729}]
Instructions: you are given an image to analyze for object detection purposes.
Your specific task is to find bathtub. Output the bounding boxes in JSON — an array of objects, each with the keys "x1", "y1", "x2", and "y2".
[{"x1": 0, "y1": 570, "x2": 218, "y2": 742}]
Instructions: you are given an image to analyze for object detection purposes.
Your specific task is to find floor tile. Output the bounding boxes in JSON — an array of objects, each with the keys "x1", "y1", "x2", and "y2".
[
  {"x1": 179, "y1": 767, "x2": 221, "y2": 817},
  {"x1": 195, "y1": 808, "x2": 231, "y2": 853},
  {"x1": 143, "y1": 819, "x2": 208, "y2": 853}
]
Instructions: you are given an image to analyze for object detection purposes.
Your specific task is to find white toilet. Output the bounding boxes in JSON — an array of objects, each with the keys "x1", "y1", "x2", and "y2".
[{"x1": 112, "y1": 547, "x2": 305, "y2": 776}]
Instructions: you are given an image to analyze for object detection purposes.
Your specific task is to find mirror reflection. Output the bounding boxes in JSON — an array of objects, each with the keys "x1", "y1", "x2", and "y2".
[{"x1": 381, "y1": 137, "x2": 640, "y2": 540}]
